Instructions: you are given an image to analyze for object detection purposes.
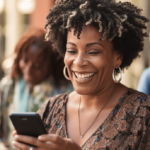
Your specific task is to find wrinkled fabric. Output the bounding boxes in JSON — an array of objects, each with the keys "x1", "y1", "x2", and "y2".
[{"x1": 37, "y1": 88, "x2": 150, "y2": 150}]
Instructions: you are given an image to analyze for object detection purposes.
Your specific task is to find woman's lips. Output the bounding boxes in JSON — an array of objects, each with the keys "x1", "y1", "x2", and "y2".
[
  {"x1": 73, "y1": 71, "x2": 96, "y2": 83},
  {"x1": 74, "y1": 72, "x2": 95, "y2": 79}
]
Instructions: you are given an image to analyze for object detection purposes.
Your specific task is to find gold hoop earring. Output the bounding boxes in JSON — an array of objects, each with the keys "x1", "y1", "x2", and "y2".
[
  {"x1": 112, "y1": 67, "x2": 122, "y2": 83},
  {"x1": 63, "y1": 66, "x2": 70, "y2": 80}
]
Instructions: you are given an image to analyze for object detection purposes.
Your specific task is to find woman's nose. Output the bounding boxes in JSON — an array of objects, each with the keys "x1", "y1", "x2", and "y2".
[{"x1": 73, "y1": 53, "x2": 88, "y2": 66}]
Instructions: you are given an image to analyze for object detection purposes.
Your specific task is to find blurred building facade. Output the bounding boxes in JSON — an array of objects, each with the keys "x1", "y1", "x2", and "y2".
[
  {"x1": 120, "y1": 0, "x2": 150, "y2": 89},
  {"x1": 0, "y1": 0, "x2": 150, "y2": 89}
]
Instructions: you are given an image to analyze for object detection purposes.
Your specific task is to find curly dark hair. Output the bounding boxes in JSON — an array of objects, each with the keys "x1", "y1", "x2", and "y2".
[
  {"x1": 45, "y1": 0, "x2": 149, "y2": 70},
  {"x1": 11, "y1": 28, "x2": 67, "y2": 85}
]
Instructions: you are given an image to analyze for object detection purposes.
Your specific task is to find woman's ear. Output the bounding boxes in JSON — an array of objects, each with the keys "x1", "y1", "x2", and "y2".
[{"x1": 114, "y1": 52, "x2": 123, "y2": 68}]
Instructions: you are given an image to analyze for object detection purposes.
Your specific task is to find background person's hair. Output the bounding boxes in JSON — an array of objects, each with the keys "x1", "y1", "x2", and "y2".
[
  {"x1": 11, "y1": 28, "x2": 66, "y2": 85},
  {"x1": 45, "y1": 0, "x2": 149, "y2": 71}
]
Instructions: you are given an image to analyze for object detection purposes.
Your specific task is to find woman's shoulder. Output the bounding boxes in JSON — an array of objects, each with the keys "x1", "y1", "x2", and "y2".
[
  {"x1": 40, "y1": 93, "x2": 69, "y2": 108},
  {"x1": 49, "y1": 93, "x2": 69, "y2": 104},
  {"x1": 37, "y1": 93, "x2": 69, "y2": 119},
  {"x1": 124, "y1": 88, "x2": 150, "y2": 104},
  {"x1": 122, "y1": 88, "x2": 150, "y2": 116},
  {"x1": 126, "y1": 88, "x2": 150, "y2": 102}
]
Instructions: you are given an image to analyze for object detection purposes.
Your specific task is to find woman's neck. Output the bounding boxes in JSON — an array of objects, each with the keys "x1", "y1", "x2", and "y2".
[{"x1": 79, "y1": 82, "x2": 119, "y2": 110}]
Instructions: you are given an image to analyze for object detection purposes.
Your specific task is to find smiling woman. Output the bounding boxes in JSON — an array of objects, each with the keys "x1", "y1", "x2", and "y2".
[{"x1": 11, "y1": 0, "x2": 150, "y2": 150}]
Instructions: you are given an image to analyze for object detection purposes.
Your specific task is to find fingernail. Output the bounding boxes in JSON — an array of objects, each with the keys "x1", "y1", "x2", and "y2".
[
  {"x1": 15, "y1": 135, "x2": 18, "y2": 138},
  {"x1": 38, "y1": 136, "x2": 42, "y2": 139},
  {"x1": 12, "y1": 141, "x2": 16, "y2": 145}
]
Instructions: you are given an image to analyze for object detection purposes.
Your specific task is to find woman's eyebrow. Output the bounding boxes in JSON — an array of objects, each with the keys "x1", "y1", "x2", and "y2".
[
  {"x1": 67, "y1": 42, "x2": 77, "y2": 47},
  {"x1": 67, "y1": 42, "x2": 104, "y2": 48},
  {"x1": 86, "y1": 42, "x2": 104, "y2": 48}
]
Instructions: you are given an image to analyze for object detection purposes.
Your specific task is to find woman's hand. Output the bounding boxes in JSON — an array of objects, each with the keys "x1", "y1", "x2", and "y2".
[{"x1": 12, "y1": 130, "x2": 81, "y2": 150}]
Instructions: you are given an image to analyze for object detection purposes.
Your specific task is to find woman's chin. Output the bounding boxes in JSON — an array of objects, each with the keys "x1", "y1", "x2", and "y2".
[{"x1": 74, "y1": 87, "x2": 93, "y2": 95}]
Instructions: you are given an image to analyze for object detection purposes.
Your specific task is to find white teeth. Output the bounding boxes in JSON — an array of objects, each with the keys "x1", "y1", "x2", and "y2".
[{"x1": 74, "y1": 72, "x2": 95, "y2": 79}]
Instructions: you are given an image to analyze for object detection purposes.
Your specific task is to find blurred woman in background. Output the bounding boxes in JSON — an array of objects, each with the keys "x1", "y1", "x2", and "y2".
[{"x1": 0, "y1": 28, "x2": 73, "y2": 149}]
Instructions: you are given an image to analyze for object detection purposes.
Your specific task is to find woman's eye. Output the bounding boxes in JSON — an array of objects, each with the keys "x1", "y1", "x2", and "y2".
[
  {"x1": 88, "y1": 52, "x2": 100, "y2": 54},
  {"x1": 88, "y1": 49, "x2": 101, "y2": 54},
  {"x1": 66, "y1": 49, "x2": 77, "y2": 53},
  {"x1": 67, "y1": 51, "x2": 77, "y2": 53}
]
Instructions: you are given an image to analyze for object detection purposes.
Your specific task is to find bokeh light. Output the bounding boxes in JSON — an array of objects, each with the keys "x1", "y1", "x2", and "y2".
[{"x1": 17, "y1": 0, "x2": 36, "y2": 14}]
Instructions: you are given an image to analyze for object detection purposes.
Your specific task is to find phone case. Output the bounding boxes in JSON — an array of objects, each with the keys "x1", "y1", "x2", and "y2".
[{"x1": 9, "y1": 112, "x2": 47, "y2": 138}]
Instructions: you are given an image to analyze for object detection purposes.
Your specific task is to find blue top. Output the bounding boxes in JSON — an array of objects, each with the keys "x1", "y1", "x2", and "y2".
[{"x1": 137, "y1": 67, "x2": 150, "y2": 96}]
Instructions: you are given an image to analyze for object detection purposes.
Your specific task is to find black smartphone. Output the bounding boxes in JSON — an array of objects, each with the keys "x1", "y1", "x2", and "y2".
[{"x1": 9, "y1": 112, "x2": 47, "y2": 138}]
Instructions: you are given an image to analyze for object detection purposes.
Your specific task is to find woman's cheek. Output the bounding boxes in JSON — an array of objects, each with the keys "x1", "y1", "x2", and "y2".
[
  {"x1": 64, "y1": 54, "x2": 74, "y2": 79},
  {"x1": 64, "y1": 54, "x2": 72, "y2": 67}
]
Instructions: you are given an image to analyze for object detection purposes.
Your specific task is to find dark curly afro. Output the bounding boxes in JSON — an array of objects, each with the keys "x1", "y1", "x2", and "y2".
[{"x1": 45, "y1": 0, "x2": 149, "y2": 70}]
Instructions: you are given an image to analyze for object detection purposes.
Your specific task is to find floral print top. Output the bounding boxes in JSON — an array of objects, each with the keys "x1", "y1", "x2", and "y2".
[{"x1": 37, "y1": 88, "x2": 150, "y2": 150}]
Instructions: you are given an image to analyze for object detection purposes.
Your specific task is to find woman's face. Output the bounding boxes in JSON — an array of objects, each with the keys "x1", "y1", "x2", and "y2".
[
  {"x1": 64, "y1": 24, "x2": 121, "y2": 95},
  {"x1": 19, "y1": 49, "x2": 50, "y2": 86}
]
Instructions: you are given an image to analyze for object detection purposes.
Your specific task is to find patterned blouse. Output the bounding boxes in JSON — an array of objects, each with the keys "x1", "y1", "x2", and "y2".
[{"x1": 37, "y1": 88, "x2": 150, "y2": 150}]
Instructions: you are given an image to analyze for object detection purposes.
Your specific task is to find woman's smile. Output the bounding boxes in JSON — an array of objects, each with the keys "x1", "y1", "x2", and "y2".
[{"x1": 73, "y1": 71, "x2": 96, "y2": 83}]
